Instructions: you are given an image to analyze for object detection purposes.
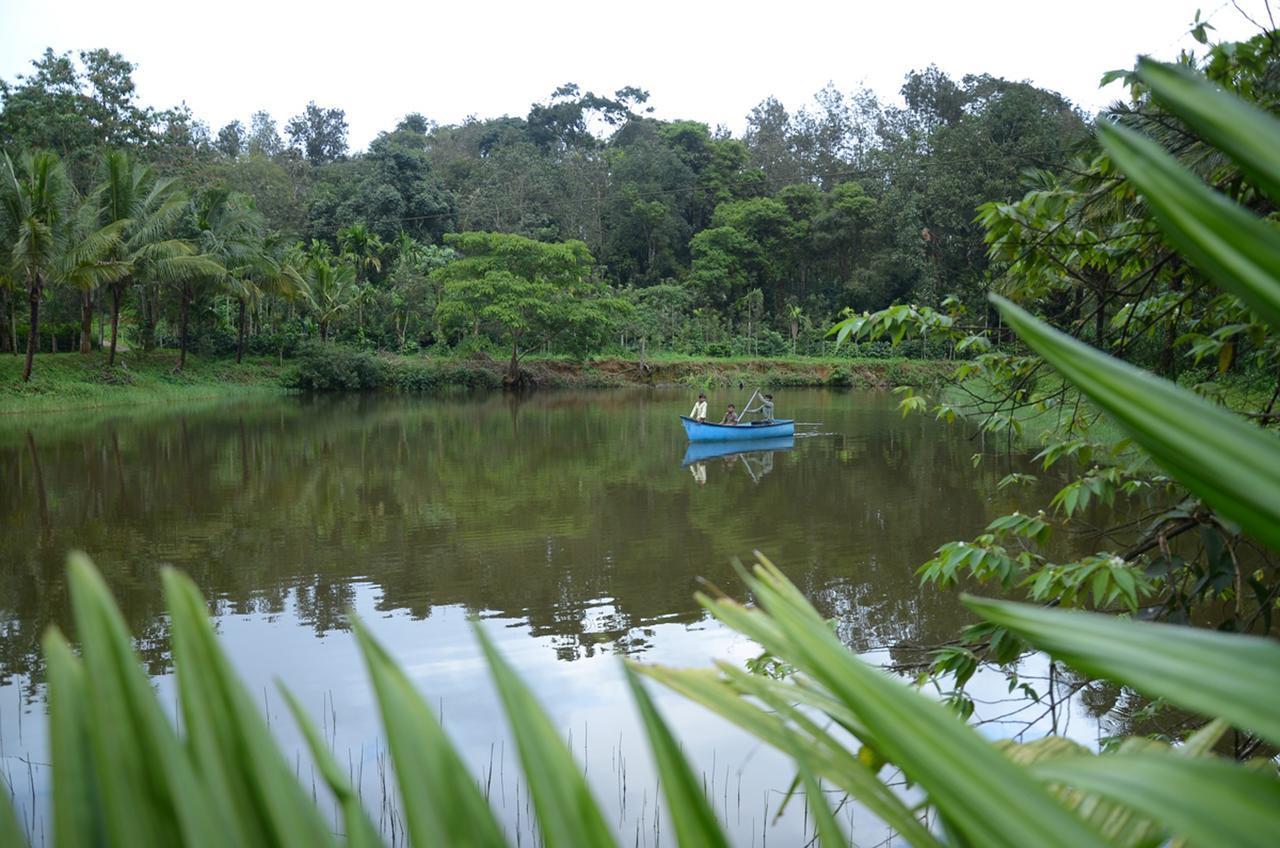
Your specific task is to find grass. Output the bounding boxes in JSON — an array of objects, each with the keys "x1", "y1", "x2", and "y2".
[
  {"x1": 2, "y1": 347, "x2": 956, "y2": 416},
  {"x1": 0, "y1": 350, "x2": 288, "y2": 416}
]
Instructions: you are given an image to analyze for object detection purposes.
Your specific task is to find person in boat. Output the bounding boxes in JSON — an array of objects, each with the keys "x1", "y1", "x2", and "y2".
[
  {"x1": 690, "y1": 392, "x2": 708, "y2": 423},
  {"x1": 720, "y1": 404, "x2": 739, "y2": 425},
  {"x1": 744, "y1": 393, "x2": 775, "y2": 423}
]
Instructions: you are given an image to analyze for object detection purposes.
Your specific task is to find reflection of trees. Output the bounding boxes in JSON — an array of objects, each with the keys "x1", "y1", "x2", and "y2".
[{"x1": 0, "y1": 390, "x2": 1086, "y2": 684}]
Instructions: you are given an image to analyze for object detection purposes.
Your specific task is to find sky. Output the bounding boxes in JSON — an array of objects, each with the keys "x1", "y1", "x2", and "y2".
[{"x1": 0, "y1": 0, "x2": 1272, "y2": 151}]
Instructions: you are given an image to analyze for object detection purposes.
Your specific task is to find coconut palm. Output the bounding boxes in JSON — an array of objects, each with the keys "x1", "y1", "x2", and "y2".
[
  {"x1": 95, "y1": 150, "x2": 217, "y2": 366},
  {"x1": 179, "y1": 188, "x2": 279, "y2": 370},
  {"x1": 227, "y1": 235, "x2": 305, "y2": 363},
  {"x1": 298, "y1": 241, "x2": 360, "y2": 343},
  {"x1": 337, "y1": 221, "x2": 385, "y2": 283},
  {"x1": 0, "y1": 151, "x2": 123, "y2": 381}
]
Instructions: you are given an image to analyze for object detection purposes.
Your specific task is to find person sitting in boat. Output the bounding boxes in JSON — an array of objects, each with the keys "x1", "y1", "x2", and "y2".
[
  {"x1": 720, "y1": 404, "x2": 739, "y2": 425},
  {"x1": 690, "y1": 392, "x2": 708, "y2": 422}
]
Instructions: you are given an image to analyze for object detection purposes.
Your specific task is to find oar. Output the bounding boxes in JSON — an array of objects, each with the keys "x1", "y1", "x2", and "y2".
[{"x1": 793, "y1": 422, "x2": 825, "y2": 426}]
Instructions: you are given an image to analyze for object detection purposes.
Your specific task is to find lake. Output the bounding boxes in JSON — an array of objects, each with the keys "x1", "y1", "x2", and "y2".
[{"x1": 0, "y1": 387, "x2": 1106, "y2": 845}]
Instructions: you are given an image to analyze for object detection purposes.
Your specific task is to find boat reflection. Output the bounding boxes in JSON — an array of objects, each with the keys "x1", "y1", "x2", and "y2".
[{"x1": 682, "y1": 436, "x2": 795, "y2": 484}]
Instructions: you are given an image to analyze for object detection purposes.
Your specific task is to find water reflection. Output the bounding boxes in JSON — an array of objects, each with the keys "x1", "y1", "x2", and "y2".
[
  {"x1": 0, "y1": 388, "x2": 1096, "y2": 687},
  {"x1": 681, "y1": 435, "x2": 794, "y2": 467}
]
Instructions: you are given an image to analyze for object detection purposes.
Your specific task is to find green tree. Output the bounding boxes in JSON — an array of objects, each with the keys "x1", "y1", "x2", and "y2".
[
  {"x1": 96, "y1": 150, "x2": 215, "y2": 366},
  {"x1": 285, "y1": 102, "x2": 348, "y2": 164},
  {"x1": 434, "y1": 231, "x2": 623, "y2": 381},
  {"x1": 337, "y1": 222, "x2": 385, "y2": 282},
  {"x1": 298, "y1": 242, "x2": 360, "y2": 343},
  {"x1": 0, "y1": 150, "x2": 121, "y2": 380}
]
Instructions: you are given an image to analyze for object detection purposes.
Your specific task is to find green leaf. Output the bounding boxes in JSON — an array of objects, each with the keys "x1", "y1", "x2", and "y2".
[
  {"x1": 278, "y1": 686, "x2": 382, "y2": 848},
  {"x1": 1137, "y1": 58, "x2": 1280, "y2": 204},
  {"x1": 350, "y1": 616, "x2": 506, "y2": 848},
  {"x1": 1096, "y1": 121, "x2": 1280, "y2": 330},
  {"x1": 638, "y1": 663, "x2": 938, "y2": 847},
  {"x1": 473, "y1": 622, "x2": 618, "y2": 848},
  {"x1": 66, "y1": 553, "x2": 228, "y2": 848},
  {"x1": 1031, "y1": 751, "x2": 1280, "y2": 848},
  {"x1": 992, "y1": 296, "x2": 1280, "y2": 549},
  {"x1": 699, "y1": 557, "x2": 1108, "y2": 848},
  {"x1": 163, "y1": 568, "x2": 337, "y2": 848},
  {"x1": 43, "y1": 628, "x2": 100, "y2": 847},
  {"x1": 622, "y1": 663, "x2": 729, "y2": 848},
  {"x1": 0, "y1": 775, "x2": 27, "y2": 848},
  {"x1": 965, "y1": 596, "x2": 1280, "y2": 746}
]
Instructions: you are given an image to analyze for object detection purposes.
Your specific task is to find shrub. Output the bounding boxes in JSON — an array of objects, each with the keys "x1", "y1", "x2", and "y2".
[{"x1": 283, "y1": 344, "x2": 387, "y2": 391}]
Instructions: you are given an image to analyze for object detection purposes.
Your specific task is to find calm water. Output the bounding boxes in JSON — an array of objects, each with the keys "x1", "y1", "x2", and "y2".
[{"x1": 0, "y1": 388, "x2": 1105, "y2": 845}]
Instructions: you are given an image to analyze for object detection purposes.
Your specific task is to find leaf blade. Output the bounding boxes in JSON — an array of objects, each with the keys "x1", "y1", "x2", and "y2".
[
  {"x1": 992, "y1": 296, "x2": 1280, "y2": 548},
  {"x1": 965, "y1": 596, "x2": 1280, "y2": 746}
]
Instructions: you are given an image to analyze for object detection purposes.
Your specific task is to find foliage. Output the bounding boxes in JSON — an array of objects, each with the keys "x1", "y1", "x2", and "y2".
[
  {"x1": 831, "y1": 36, "x2": 1280, "y2": 708},
  {"x1": 283, "y1": 343, "x2": 386, "y2": 391},
  {"x1": 2, "y1": 40, "x2": 1094, "y2": 364},
  {"x1": 433, "y1": 231, "x2": 628, "y2": 379}
]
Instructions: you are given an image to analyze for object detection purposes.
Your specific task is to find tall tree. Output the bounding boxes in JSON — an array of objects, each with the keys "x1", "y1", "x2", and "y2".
[
  {"x1": 96, "y1": 150, "x2": 214, "y2": 365},
  {"x1": 286, "y1": 102, "x2": 348, "y2": 164},
  {"x1": 0, "y1": 150, "x2": 121, "y2": 380},
  {"x1": 298, "y1": 241, "x2": 360, "y2": 342}
]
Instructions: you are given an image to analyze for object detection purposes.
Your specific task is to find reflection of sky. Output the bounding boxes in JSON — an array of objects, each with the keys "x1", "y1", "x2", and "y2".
[{"x1": 1, "y1": 580, "x2": 1101, "y2": 845}]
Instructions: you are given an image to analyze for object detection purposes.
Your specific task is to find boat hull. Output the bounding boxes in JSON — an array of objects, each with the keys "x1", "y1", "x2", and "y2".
[{"x1": 680, "y1": 416, "x2": 795, "y2": 442}]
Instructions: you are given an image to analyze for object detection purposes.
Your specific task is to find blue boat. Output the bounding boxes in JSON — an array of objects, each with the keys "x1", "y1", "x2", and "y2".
[
  {"x1": 680, "y1": 416, "x2": 795, "y2": 442},
  {"x1": 682, "y1": 436, "x2": 795, "y2": 466}
]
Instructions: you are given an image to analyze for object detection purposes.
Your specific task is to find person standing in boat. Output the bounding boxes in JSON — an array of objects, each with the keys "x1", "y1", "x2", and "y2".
[
  {"x1": 744, "y1": 393, "x2": 775, "y2": 423},
  {"x1": 720, "y1": 403, "x2": 739, "y2": 425},
  {"x1": 690, "y1": 392, "x2": 708, "y2": 422}
]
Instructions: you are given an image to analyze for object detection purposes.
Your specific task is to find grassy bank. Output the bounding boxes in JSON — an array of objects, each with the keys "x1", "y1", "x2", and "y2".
[
  {"x1": 0, "y1": 352, "x2": 288, "y2": 416},
  {"x1": 2, "y1": 348, "x2": 955, "y2": 416},
  {"x1": 291, "y1": 348, "x2": 956, "y2": 393}
]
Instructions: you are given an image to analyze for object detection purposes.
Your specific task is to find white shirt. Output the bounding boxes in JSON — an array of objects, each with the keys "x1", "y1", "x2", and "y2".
[{"x1": 690, "y1": 399, "x2": 707, "y2": 421}]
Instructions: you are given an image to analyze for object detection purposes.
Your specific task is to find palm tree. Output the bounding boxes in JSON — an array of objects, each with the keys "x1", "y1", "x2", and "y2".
[
  {"x1": 337, "y1": 221, "x2": 385, "y2": 283},
  {"x1": 299, "y1": 242, "x2": 360, "y2": 342},
  {"x1": 179, "y1": 188, "x2": 281, "y2": 370},
  {"x1": 0, "y1": 151, "x2": 122, "y2": 381},
  {"x1": 228, "y1": 236, "x2": 305, "y2": 363},
  {"x1": 96, "y1": 151, "x2": 216, "y2": 366}
]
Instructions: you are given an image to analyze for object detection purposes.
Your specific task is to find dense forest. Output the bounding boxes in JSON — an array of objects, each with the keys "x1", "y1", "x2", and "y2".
[{"x1": 0, "y1": 47, "x2": 1089, "y2": 376}]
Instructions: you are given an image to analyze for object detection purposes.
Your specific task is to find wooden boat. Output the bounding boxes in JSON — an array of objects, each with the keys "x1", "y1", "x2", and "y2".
[
  {"x1": 680, "y1": 416, "x2": 796, "y2": 442},
  {"x1": 682, "y1": 436, "x2": 795, "y2": 465}
]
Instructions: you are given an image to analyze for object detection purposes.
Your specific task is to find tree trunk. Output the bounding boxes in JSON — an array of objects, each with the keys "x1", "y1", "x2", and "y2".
[
  {"x1": 508, "y1": 334, "x2": 520, "y2": 383},
  {"x1": 1159, "y1": 276, "x2": 1183, "y2": 377},
  {"x1": 236, "y1": 298, "x2": 247, "y2": 364},
  {"x1": 22, "y1": 277, "x2": 41, "y2": 382},
  {"x1": 80, "y1": 289, "x2": 94, "y2": 354},
  {"x1": 178, "y1": 284, "x2": 190, "y2": 371},
  {"x1": 140, "y1": 283, "x2": 156, "y2": 352},
  {"x1": 1094, "y1": 285, "x2": 1106, "y2": 347},
  {"x1": 0, "y1": 287, "x2": 10, "y2": 354},
  {"x1": 108, "y1": 285, "x2": 123, "y2": 367}
]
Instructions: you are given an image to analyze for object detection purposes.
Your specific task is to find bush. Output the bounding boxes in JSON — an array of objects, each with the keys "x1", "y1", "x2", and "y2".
[
  {"x1": 702, "y1": 341, "x2": 731, "y2": 358},
  {"x1": 283, "y1": 344, "x2": 387, "y2": 391}
]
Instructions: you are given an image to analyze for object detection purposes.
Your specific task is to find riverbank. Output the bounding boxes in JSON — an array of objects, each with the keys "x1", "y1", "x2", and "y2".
[
  {"x1": 2, "y1": 349, "x2": 955, "y2": 416},
  {"x1": 0, "y1": 352, "x2": 289, "y2": 416}
]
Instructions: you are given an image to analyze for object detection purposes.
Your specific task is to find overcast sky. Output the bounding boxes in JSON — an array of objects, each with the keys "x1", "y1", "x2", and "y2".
[{"x1": 1, "y1": 0, "x2": 1271, "y2": 150}]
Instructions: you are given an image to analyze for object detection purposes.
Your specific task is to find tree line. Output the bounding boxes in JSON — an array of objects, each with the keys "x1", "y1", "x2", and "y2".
[{"x1": 1, "y1": 47, "x2": 1089, "y2": 379}]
